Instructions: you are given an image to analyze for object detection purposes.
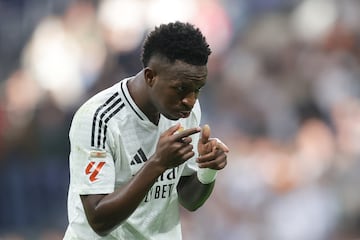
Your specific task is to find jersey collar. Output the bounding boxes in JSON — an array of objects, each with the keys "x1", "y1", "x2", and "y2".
[{"x1": 119, "y1": 77, "x2": 150, "y2": 122}]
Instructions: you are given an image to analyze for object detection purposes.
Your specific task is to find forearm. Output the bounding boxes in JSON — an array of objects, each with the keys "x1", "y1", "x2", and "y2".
[
  {"x1": 177, "y1": 173, "x2": 215, "y2": 211},
  {"x1": 81, "y1": 125, "x2": 203, "y2": 236},
  {"x1": 81, "y1": 160, "x2": 164, "y2": 236}
]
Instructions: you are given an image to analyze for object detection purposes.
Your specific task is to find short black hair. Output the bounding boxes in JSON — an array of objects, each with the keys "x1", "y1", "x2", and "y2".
[{"x1": 141, "y1": 21, "x2": 211, "y2": 67}]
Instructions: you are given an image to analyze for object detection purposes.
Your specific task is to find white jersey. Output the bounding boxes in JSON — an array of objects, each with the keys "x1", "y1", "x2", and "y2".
[{"x1": 63, "y1": 77, "x2": 201, "y2": 240}]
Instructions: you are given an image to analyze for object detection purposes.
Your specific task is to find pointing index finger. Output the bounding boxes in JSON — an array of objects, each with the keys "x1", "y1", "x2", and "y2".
[{"x1": 173, "y1": 127, "x2": 201, "y2": 141}]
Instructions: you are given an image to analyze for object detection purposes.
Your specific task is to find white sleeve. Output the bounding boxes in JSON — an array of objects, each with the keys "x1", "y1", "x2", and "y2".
[{"x1": 68, "y1": 104, "x2": 116, "y2": 195}]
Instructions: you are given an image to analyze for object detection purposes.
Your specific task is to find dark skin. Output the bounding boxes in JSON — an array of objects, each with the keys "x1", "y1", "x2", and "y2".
[{"x1": 80, "y1": 56, "x2": 229, "y2": 236}]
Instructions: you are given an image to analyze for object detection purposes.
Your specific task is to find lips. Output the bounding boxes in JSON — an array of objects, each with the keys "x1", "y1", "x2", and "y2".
[{"x1": 179, "y1": 111, "x2": 191, "y2": 118}]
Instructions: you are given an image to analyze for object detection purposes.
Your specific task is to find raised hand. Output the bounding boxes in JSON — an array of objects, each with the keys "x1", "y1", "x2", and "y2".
[
  {"x1": 197, "y1": 124, "x2": 229, "y2": 170},
  {"x1": 152, "y1": 123, "x2": 201, "y2": 171}
]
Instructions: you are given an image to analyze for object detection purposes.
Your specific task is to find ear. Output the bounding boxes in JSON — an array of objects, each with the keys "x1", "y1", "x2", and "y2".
[{"x1": 144, "y1": 67, "x2": 156, "y2": 87}]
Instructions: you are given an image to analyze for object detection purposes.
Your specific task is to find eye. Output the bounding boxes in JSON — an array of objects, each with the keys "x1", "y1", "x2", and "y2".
[
  {"x1": 174, "y1": 84, "x2": 203, "y2": 96},
  {"x1": 175, "y1": 85, "x2": 189, "y2": 93},
  {"x1": 177, "y1": 86, "x2": 185, "y2": 92}
]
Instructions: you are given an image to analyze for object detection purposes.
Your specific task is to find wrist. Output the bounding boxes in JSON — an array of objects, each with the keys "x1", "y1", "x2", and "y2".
[
  {"x1": 146, "y1": 156, "x2": 167, "y2": 176},
  {"x1": 197, "y1": 168, "x2": 217, "y2": 184}
]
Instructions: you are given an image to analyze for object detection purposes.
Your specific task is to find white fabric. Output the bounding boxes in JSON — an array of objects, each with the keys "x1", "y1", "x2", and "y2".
[
  {"x1": 197, "y1": 168, "x2": 218, "y2": 184},
  {"x1": 64, "y1": 77, "x2": 201, "y2": 240}
]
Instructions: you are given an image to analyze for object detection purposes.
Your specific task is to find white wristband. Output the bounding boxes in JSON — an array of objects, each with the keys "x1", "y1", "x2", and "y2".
[{"x1": 197, "y1": 168, "x2": 218, "y2": 184}]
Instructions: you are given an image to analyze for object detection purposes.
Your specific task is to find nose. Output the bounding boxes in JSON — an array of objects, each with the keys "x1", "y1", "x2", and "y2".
[{"x1": 181, "y1": 92, "x2": 196, "y2": 109}]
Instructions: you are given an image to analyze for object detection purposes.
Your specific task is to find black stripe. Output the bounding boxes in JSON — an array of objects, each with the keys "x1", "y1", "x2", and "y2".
[
  {"x1": 102, "y1": 102, "x2": 125, "y2": 148},
  {"x1": 137, "y1": 148, "x2": 147, "y2": 163},
  {"x1": 97, "y1": 98, "x2": 123, "y2": 148},
  {"x1": 121, "y1": 81, "x2": 144, "y2": 120},
  {"x1": 133, "y1": 155, "x2": 142, "y2": 164},
  {"x1": 91, "y1": 92, "x2": 119, "y2": 147}
]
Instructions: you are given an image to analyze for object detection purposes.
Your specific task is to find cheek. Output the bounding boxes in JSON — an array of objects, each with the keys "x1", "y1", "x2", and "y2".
[
  {"x1": 161, "y1": 93, "x2": 178, "y2": 106},
  {"x1": 153, "y1": 89, "x2": 173, "y2": 106},
  {"x1": 155, "y1": 87, "x2": 174, "y2": 99}
]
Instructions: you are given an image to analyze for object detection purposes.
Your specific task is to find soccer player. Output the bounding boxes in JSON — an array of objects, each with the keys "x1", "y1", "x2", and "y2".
[{"x1": 63, "y1": 21, "x2": 229, "y2": 240}]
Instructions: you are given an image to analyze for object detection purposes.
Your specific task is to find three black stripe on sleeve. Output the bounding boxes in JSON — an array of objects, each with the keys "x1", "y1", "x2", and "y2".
[{"x1": 91, "y1": 92, "x2": 125, "y2": 149}]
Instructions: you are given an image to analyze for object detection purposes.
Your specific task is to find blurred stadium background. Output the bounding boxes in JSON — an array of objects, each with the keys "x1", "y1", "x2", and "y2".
[{"x1": 1, "y1": 0, "x2": 360, "y2": 239}]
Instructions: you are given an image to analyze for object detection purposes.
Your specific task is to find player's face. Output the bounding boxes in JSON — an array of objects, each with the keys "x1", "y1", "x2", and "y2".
[{"x1": 148, "y1": 60, "x2": 207, "y2": 120}]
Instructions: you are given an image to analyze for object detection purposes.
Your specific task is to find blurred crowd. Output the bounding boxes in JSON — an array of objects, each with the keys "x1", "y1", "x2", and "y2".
[{"x1": 1, "y1": 0, "x2": 360, "y2": 239}]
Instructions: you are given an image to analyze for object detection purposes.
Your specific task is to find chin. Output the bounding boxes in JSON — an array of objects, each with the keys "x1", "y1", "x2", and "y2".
[
  {"x1": 164, "y1": 115, "x2": 180, "y2": 121},
  {"x1": 162, "y1": 113, "x2": 180, "y2": 120}
]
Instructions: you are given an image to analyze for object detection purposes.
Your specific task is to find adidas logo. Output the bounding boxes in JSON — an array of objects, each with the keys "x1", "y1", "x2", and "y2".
[{"x1": 131, "y1": 148, "x2": 148, "y2": 165}]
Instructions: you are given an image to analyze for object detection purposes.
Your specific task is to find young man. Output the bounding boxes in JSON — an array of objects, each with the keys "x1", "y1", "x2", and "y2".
[{"x1": 63, "y1": 21, "x2": 229, "y2": 240}]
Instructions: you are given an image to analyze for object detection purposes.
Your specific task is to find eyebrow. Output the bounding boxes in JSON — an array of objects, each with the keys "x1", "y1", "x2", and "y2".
[
  {"x1": 172, "y1": 79, "x2": 206, "y2": 91},
  {"x1": 180, "y1": 71, "x2": 207, "y2": 81}
]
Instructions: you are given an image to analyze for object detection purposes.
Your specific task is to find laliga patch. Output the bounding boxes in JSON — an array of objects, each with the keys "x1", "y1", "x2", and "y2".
[{"x1": 85, "y1": 161, "x2": 106, "y2": 182}]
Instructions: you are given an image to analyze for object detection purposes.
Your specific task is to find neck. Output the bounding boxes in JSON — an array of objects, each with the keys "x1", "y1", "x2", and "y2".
[{"x1": 127, "y1": 71, "x2": 160, "y2": 125}]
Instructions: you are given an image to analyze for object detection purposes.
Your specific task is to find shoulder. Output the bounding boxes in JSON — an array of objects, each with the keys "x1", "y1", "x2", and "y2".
[
  {"x1": 70, "y1": 83, "x2": 124, "y2": 138},
  {"x1": 74, "y1": 83, "x2": 122, "y2": 120}
]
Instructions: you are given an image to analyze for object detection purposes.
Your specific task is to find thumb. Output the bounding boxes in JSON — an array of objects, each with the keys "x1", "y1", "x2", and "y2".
[
  {"x1": 201, "y1": 124, "x2": 211, "y2": 144},
  {"x1": 164, "y1": 123, "x2": 181, "y2": 136}
]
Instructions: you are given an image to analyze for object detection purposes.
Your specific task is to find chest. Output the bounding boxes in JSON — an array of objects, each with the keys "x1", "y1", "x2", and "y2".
[{"x1": 111, "y1": 116, "x2": 187, "y2": 180}]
